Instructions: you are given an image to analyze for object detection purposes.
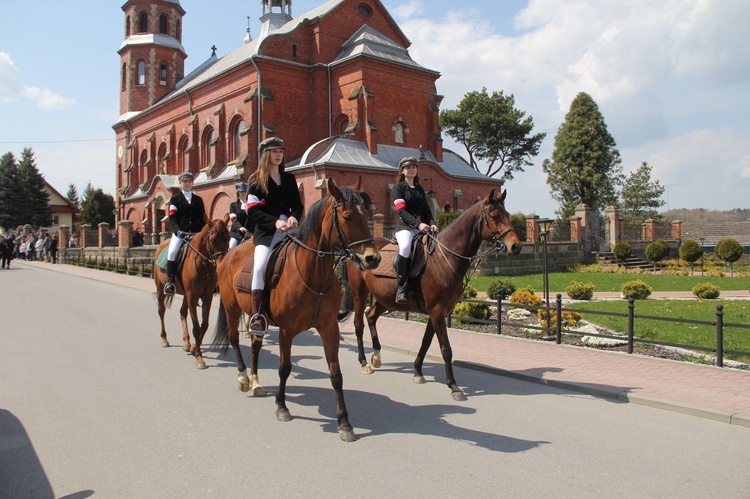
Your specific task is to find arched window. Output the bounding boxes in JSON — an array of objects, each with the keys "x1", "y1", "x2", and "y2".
[
  {"x1": 202, "y1": 127, "x2": 214, "y2": 167},
  {"x1": 138, "y1": 12, "x2": 148, "y2": 33},
  {"x1": 177, "y1": 135, "x2": 189, "y2": 172},
  {"x1": 230, "y1": 118, "x2": 245, "y2": 160},
  {"x1": 121, "y1": 63, "x2": 127, "y2": 91},
  {"x1": 125, "y1": 16, "x2": 131, "y2": 37},
  {"x1": 159, "y1": 14, "x2": 168, "y2": 35},
  {"x1": 394, "y1": 122, "x2": 404, "y2": 144},
  {"x1": 334, "y1": 114, "x2": 349, "y2": 136},
  {"x1": 159, "y1": 63, "x2": 167, "y2": 86},
  {"x1": 137, "y1": 61, "x2": 146, "y2": 85},
  {"x1": 157, "y1": 142, "x2": 167, "y2": 173}
]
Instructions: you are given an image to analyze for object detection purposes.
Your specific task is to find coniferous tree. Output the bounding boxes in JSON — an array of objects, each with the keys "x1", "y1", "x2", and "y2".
[
  {"x1": 542, "y1": 92, "x2": 623, "y2": 219},
  {"x1": 440, "y1": 87, "x2": 546, "y2": 179},
  {"x1": 66, "y1": 183, "x2": 80, "y2": 209},
  {"x1": 17, "y1": 147, "x2": 52, "y2": 227},
  {"x1": 620, "y1": 162, "x2": 666, "y2": 225},
  {"x1": 79, "y1": 185, "x2": 115, "y2": 227},
  {"x1": 0, "y1": 152, "x2": 25, "y2": 230}
]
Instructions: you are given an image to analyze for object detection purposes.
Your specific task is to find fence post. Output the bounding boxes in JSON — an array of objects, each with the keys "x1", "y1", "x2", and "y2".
[
  {"x1": 496, "y1": 295, "x2": 502, "y2": 335},
  {"x1": 555, "y1": 294, "x2": 563, "y2": 344},
  {"x1": 627, "y1": 299, "x2": 635, "y2": 354},
  {"x1": 716, "y1": 304, "x2": 724, "y2": 368}
]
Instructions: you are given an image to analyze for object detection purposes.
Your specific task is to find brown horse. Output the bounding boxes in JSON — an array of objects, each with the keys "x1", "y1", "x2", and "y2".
[
  {"x1": 338, "y1": 189, "x2": 522, "y2": 400},
  {"x1": 153, "y1": 214, "x2": 230, "y2": 369},
  {"x1": 212, "y1": 179, "x2": 381, "y2": 442}
]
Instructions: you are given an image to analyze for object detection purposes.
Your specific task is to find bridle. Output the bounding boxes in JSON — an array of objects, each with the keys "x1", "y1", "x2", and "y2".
[{"x1": 183, "y1": 225, "x2": 227, "y2": 268}]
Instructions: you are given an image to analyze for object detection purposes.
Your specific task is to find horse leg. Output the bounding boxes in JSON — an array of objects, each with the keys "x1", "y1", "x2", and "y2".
[
  {"x1": 413, "y1": 320, "x2": 436, "y2": 384},
  {"x1": 320, "y1": 322, "x2": 356, "y2": 442},
  {"x1": 188, "y1": 296, "x2": 207, "y2": 370},
  {"x1": 179, "y1": 297, "x2": 191, "y2": 352},
  {"x1": 249, "y1": 333, "x2": 266, "y2": 396},
  {"x1": 275, "y1": 330, "x2": 294, "y2": 422},
  {"x1": 431, "y1": 316, "x2": 466, "y2": 401},
  {"x1": 365, "y1": 300, "x2": 387, "y2": 370},
  {"x1": 351, "y1": 284, "x2": 372, "y2": 373},
  {"x1": 156, "y1": 290, "x2": 169, "y2": 348}
]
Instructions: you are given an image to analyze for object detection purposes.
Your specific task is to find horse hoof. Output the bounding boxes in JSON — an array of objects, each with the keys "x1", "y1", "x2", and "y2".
[
  {"x1": 252, "y1": 386, "x2": 267, "y2": 397},
  {"x1": 195, "y1": 362, "x2": 207, "y2": 370},
  {"x1": 276, "y1": 409, "x2": 293, "y2": 422},
  {"x1": 413, "y1": 375, "x2": 426, "y2": 384},
  {"x1": 371, "y1": 353, "x2": 381, "y2": 369},
  {"x1": 339, "y1": 429, "x2": 357, "y2": 442},
  {"x1": 161, "y1": 341, "x2": 169, "y2": 348},
  {"x1": 452, "y1": 391, "x2": 468, "y2": 401},
  {"x1": 182, "y1": 345, "x2": 191, "y2": 353},
  {"x1": 361, "y1": 365, "x2": 373, "y2": 375},
  {"x1": 238, "y1": 380, "x2": 250, "y2": 393}
]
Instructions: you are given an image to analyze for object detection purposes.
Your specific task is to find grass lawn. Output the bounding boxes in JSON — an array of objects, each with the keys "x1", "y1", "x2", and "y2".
[
  {"x1": 470, "y1": 271, "x2": 750, "y2": 294},
  {"x1": 567, "y1": 299, "x2": 750, "y2": 363}
]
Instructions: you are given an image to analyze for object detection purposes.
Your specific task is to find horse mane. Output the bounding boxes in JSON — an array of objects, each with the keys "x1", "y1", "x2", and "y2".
[
  {"x1": 296, "y1": 185, "x2": 363, "y2": 243},
  {"x1": 438, "y1": 194, "x2": 506, "y2": 240}
]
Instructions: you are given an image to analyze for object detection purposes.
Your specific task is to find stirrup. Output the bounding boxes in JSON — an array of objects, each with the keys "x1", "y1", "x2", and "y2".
[
  {"x1": 164, "y1": 282, "x2": 175, "y2": 296},
  {"x1": 249, "y1": 313, "x2": 268, "y2": 334}
]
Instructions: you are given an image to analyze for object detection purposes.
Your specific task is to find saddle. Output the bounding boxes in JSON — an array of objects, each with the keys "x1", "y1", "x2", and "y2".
[
  {"x1": 155, "y1": 243, "x2": 189, "y2": 271},
  {"x1": 370, "y1": 233, "x2": 434, "y2": 279},
  {"x1": 235, "y1": 237, "x2": 291, "y2": 294}
]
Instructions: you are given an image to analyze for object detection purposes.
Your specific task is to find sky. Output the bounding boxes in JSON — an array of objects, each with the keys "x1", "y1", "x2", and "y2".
[{"x1": 1, "y1": 0, "x2": 748, "y2": 218}]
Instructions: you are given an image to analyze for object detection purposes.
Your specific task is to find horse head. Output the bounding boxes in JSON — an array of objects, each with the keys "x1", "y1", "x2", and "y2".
[
  {"x1": 481, "y1": 189, "x2": 522, "y2": 255},
  {"x1": 203, "y1": 213, "x2": 231, "y2": 263},
  {"x1": 327, "y1": 178, "x2": 381, "y2": 270}
]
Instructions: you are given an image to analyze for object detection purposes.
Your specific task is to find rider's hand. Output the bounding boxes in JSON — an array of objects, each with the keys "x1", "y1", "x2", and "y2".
[
  {"x1": 276, "y1": 219, "x2": 288, "y2": 232},
  {"x1": 418, "y1": 223, "x2": 430, "y2": 233},
  {"x1": 430, "y1": 224, "x2": 439, "y2": 233},
  {"x1": 287, "y1": 216, "x2": 299, "y2": 229}
]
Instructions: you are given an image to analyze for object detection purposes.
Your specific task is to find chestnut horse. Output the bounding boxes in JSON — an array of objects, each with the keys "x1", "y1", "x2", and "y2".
[
  {"x1": 338, "y1": 189, "x2": 522, "y2": 400},
  {"x1": 212, "y1": 179, "x2": 381, "y2": 442},
  {"x1": 153, "y1": 214, "x2": 230, "y2": 369}
]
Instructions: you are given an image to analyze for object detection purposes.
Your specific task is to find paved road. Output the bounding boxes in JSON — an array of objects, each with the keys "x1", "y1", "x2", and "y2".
[{"x1": 2, "y1": 262, "x2": 750, "y2": 498}]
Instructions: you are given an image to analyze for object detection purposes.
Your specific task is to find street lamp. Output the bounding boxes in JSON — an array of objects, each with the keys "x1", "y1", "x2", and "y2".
[
  {"x1": 700, "y1": 237, "x2": 706, "y2": 276},
  {"x1": 537, "y1": 218, "x2": 554, "y2": 340}
]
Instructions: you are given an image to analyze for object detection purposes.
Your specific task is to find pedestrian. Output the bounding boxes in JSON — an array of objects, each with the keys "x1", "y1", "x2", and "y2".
[
  {"x1": 228, "y1": 182, "x2": 253, "y2": 250},
  {"x1": 49, "y1": 233, "x2": 58, "y2": 264},
  {"x1": 246, "y1": 136, "x2": 303, "y2": 334},
  {"x1": 391, "y1": 156, "x2": 439, "y2": 303},
  {"x1": 34, "y1": 234, "x2": 44, "y2": 261},
  {"x1": 69, "y1": 234, "x2": 77, "y2": 248},
  {"x1": 1, "y1": 234, "x2": 14, "y2": 269},
  {"x1": 164, "y1": 171, "x2": 206, "y2": 296},
  {"x1": 43, "y1": 233, "x2": 52, "y2": 262}
]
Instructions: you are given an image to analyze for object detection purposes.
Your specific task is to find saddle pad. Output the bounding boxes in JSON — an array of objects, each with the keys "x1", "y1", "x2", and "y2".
[
  {"x1": 235, "y1": 239, "x2": 290, "y2": 294},
  {"x1": 155, "y1": 244, "x2": 188, "y2": 270}
]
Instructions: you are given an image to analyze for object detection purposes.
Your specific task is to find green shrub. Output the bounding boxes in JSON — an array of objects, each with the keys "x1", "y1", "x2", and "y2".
[
  {"x1": 621, "y1": 279, "x2": 652, "y2": 300},
  {"x1": 453, "y1": 285, "x2": 490, "y2": 323},
  {"x1": 679, "y1": 240, "x2": 703, "y2": 267},
  {"x1": 566, "y1": 281, "x2": 595, "y2": 300},
  {"x1": 510, "y1": 214, "x2": 527, "y2": 241},
  {"x1": 487, "y1": 278, "x2": 516, "y2": 300},
  {"x1": 509, "y1": 286, "x2": 542, "y2": 308},
  {"x1": 716, "y1": 239, "x2": 743, "y2": 263},
  {"x1": 437, "y1": 211, "x2": 461, "y2": 230},
  {"x1": 645, "y1": 240, "x2": 670, "y2": 265},
  {"x1": 539, "y1": 309, "x2": 583, "y2": 328},
  {"x1": 692, "y1": 282, "x2": 721, "y2": 299},
  {"x1": 613, "y1": 241, "x2": 632, "y2": 264}
]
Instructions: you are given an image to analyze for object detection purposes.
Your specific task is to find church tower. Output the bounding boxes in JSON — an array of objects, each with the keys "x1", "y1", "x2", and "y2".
[
  {"x1": 259, "y1": 0, "x2": 293, "y2": 41},
  {"x1": 119, "y1": 0, "x2": 187, "y2": 116}
]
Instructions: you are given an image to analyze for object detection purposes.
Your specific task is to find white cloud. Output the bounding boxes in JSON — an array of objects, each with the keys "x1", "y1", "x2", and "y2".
[{"x1": 0, "y1": 51, "x2": 74, "y2": 109}]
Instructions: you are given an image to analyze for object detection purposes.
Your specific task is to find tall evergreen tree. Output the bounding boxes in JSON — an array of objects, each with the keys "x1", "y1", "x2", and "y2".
[
  {"x1": 0, "y1": 152, "x2": 25, "y2": 230},
  {"x1": 79, "y1": 185, "x2": 115, "y2": 227},
  {"x1": 620, "y1": 162, "x2": 666, "y2": 225},
  {"x1": 17, "y1": 147, "x2": 52, "y2": 227},
  {"x1": 440, "y1": 87, "x2": 546, "y2": 179},
  {"x1": 542, "y1": 92, "x2": 623, "y2": 219},
  {"x1": 66, "y1": 183, "x2": 80, "y2": 209}
]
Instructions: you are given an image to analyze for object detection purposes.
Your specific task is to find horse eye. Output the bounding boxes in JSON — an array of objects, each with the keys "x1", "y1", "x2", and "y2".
[{"x1": 343, "y1": 213, "x2": 353, "y2": 221}]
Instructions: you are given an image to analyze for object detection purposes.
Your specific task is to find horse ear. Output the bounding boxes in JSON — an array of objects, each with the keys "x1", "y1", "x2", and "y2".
[
  {"x1": 497, "y1": 189, "x2": 507, "y2": 204},
  {"x1": 485, "y1": 189, "x2": 496, "y2": 205},
  {"x1": 204, "y1": 213, "x2": 211, "y2": 225},
  {"x1": 327, "y1": 178, "x2": 342, "y2": 201},
  {"x1": 223, "y1": 213, "x2": 231, "y2": 225},
  {"x1": 352, "y1": 176, "x2": 362, "y2": 191}
]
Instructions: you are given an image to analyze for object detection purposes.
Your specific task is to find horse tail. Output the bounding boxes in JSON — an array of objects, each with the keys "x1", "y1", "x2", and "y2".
[
  {"x1": 211, "y1": 299, "x2": 230, "y2": 354},
  {"x1": 338, "y1": 261, "x2": 353, "y2": 322}
]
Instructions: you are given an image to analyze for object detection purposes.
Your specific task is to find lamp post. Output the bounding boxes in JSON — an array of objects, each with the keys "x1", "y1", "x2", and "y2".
[
  {"x1": 537, "y1": 218, "x2": 554, "y2": 340},
  {"x1": 700, "y1": 237, "x2": 706, "y2": 276}
]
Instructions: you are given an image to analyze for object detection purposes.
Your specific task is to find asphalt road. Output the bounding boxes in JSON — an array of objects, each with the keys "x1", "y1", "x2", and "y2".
[{"x1": 2, "y1": 262, "x2": 750, "y2": 498}]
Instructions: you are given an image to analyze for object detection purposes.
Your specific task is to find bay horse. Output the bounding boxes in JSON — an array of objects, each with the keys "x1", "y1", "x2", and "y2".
[
  {"x1": 153, "y1": 214, "x2": 230, "y2": 369},
  {"x1": 338, "y1": 189, "x2": 522, "y2": 400},
  {"x1": 212, "y1": 179, "x2": 381, "y2": 442}
]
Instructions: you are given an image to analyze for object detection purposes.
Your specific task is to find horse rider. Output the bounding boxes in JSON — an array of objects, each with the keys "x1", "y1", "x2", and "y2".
[
  {"x1": 246, "y1": 136, "x2": 304, "y2": 334},
  {"x1": 164, "y1": 171, "x2": 206, "y2": 296},
  {"x1": 392, "y1": 156, "x2": 439, "y2": 303},
  {"x1": 228, "y1": 182, "x2": 253, "y2": 250}
]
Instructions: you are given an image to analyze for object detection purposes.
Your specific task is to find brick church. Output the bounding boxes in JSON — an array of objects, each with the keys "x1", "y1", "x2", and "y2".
[{"x1": 114, "y1": 0, "x2": 502, "y2": 236}]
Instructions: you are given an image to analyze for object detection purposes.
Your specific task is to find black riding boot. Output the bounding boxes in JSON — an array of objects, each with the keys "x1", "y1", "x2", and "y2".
[
  {"x1": 395, "y1": 255, "x2": 411, "y2": 304},
  {"x1": 249, "y1": 289, "x2": 268, "y2": 334},
  {"x1": 164, "y1": 260, "x2": 177, "y2": 296}
]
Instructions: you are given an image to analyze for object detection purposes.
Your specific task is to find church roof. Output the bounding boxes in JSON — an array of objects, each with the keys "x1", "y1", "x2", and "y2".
[
  {"x1": 286, "y1": 138, "x2": 492, "y2": 182},
  {"x1": 332, "y1": 25, "x2": 434, "y2": 74}
]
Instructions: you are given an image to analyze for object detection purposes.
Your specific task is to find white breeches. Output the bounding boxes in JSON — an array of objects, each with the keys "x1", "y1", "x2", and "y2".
[
  {"x1": 251, "y1": 225, "x2": 287, "y2": 290},
  {"x1": 395, "y1": 229, "x2": 419, "y2": 258},
  {"x1": 167, "y1": 233, "x2": 184, "y2": 260},
  {"x1": 229, "y1": 237, "x2": 240, "y2": 250}
]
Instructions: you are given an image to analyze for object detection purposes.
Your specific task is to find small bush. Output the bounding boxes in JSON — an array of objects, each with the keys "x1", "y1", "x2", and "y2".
[
  {"x1": 539, "y1": 309, "x2": 583, "y2": 328},
  {"x1": 509, "y1": 286, "x2": 542, "y2": 308},
  {"x1": 645, "y1": 240, "x2": 670, "y2": 266},
  {"x1": 621, "y1": 279, "x2": 652, "y2": 300},
  {"x1": 692, "y1": 282, "x2": 720, "y2": 299},
  {"x1": 716, "y1": 239, "x2": 743, "y2": 263},
  {"x1": 453, "y1": 285, "x2": 490, "y2": 323},
  {"x1": 566, "y1": 281, "x2": 595, "y2": 300},
  {"x1": 679, "y1": 240, "x2": 703, "y2": 266},
  {"x1": 487, "y1": 278, "x2": 516, "y2": 300},
  {"x1": 613, "y1": 241, "x2": 632, "y2": 264},
  {"x1": 437, "y1": 211, "x2": 461, "y2": 230}
]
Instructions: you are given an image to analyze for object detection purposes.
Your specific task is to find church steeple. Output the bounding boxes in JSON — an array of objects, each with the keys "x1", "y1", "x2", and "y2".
[
  {"x1": 259, "y1": 0, "x2": 293, "y2": 41},
  {"x1": 118, "y1": 0, "x2": 187, "y2": 116}
]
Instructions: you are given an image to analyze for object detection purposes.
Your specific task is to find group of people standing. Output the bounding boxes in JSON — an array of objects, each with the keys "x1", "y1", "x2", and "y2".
[
  {"x1": 163, "y1": 136, "x2": 438, "y2": 330},
  {"x1": 1, "y1": 231, "x2": 59, "y2": 269}
]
